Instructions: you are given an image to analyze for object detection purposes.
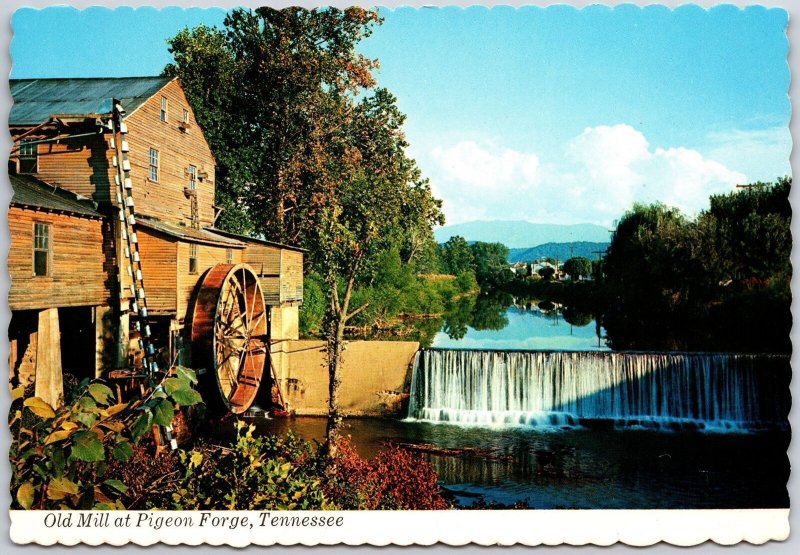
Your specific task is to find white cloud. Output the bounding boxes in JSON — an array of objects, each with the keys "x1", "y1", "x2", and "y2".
[
  {"x1": 431, "y1": 140, "x2": 540, "y2": 191},
  {"x1": 704, "y1": 127, "x2": 791, "y2": 183},
  {"x1": 427, "y1": 124, "x2": 752, "y2": 226}
]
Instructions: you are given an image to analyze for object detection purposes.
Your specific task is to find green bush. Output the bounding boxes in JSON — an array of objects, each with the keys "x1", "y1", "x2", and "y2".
[{"x1": 166, "y1": 421, "x2": 332, "y2": 510}]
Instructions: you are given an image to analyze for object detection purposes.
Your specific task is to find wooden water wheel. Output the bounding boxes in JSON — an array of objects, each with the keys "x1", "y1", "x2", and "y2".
[{"x1": 190, "y1": 264, "x2": 268, "y2": 414}]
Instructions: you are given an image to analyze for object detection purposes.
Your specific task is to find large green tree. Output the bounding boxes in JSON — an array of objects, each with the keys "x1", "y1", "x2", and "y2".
[
  {"x1": 563, "y1": 256, "x2": 592, "y2": 280},
  {"x1": 166, "y1": 7, "x2": 443, "y2": 452},
  {"x1": 437, "y1": 235, "x2": 474, "y2": 276},
  {"x1": 470, "y1": 241, "x2": 512, "y2": 287},
  {"x1": 165, "y1": 7, "x2": 382, "y2": 242},
  {"x1": 602, "y1": 178, "x2": 791, "y2": 352}
]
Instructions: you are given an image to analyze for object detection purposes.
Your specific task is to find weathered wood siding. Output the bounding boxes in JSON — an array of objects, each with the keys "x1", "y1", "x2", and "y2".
[
  {"x1": 8, "y1": 207, "x2": 106, "y2": 310},
  {"x1": 125, "y1": 80, "x2": 216, "y2": 227},
  {"x1": 136, "y1": 227, "x2": 178, "y2": 314},
  {"x1": 240, "y1": 243, "x2": 303, "y2": 305},
  {"x1": 280, "y1": 250, "x2": 304, "y2": 304},
  {"x1": 10, "y1": 132, "x2": 114, "y2": 204},
  {"x1": 241, "y1": 243, "x2": 281, "y2": 304},
  {"x1": 176, "y1": 242, "x2": 244, "y2": 319}
]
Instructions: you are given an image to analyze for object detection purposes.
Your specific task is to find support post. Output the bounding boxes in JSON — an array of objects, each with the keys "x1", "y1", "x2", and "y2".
[
  {"x1": 94, "y1": 305, "x2": 114, "y2": 378},
  {"x1": 34, "y1": 308, "x2": 63, "y2": 408}
]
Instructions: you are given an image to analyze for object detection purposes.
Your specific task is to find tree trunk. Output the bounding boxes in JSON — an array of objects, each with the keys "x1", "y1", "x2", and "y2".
[{"x1": 323, "y1": 313, "x2": 346, "y2": 457}]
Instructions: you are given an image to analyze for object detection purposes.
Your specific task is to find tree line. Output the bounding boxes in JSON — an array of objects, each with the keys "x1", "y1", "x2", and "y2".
[{"x1": 601, "y1": 177, "x2": 791, "y2": 352}]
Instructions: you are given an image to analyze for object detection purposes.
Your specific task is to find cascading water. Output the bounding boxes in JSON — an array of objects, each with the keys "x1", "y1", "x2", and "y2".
[{"x1": 407, "y1": 349, "x2": 790, "y2": 432}]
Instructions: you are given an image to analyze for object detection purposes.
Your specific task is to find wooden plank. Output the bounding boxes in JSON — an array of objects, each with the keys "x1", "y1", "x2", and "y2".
[
  {"x1": 137, "y1": 227, "x2": 178, "y2": 314},
  {"x1": 35, "y1": 308, "x2": 63, "y2": 408},
  {"x1": 175, "y1": 241, "x2": 244, "y2": 318},
  {"x1": 9, "y1": 132, "x2": 114, "y2": 204},
  {"x1": 280, "y1": 249, "x2": 304, "y2": 303}
]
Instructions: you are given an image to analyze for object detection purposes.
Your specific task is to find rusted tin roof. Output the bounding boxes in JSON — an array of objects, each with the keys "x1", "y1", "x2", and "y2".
[
  {"x1": 205, "y1": 227, "x2": 306, "y2": 252},
  {"x1": 9, "y1": 77, "x2": 173, "y2": 126},
  {"x1": 137, "y1": 217, "x2": 246, "y2": 248},
  {"x1": 10, "y1": 173, "x2": 103, "y2": 218}
]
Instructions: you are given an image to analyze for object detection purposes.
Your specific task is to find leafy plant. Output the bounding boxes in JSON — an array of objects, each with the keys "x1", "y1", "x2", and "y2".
[
  {"x1": 324, "y1": 437, "x2": 449, "y2": 510},
  {"x1": 9, "y1": 366, "x2": 202, "y2": 510},
  {"x1": 166, "y1": 421, "x2": 332, "y2": 510}
]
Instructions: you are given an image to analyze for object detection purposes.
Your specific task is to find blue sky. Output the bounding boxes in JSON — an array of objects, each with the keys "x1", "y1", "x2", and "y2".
[{"x1": 10, "y1": 5, "x2": 791, "y2": 226}]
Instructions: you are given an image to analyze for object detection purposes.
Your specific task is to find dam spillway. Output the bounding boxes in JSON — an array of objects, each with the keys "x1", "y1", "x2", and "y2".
[{"x1": 407, "y1": 349, "x2": 790, "y2": 432}]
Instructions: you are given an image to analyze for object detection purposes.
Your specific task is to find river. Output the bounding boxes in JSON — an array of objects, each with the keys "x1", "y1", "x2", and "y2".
[{"x1": 255, "y1": 303, "x2": 790, "y2": 509}]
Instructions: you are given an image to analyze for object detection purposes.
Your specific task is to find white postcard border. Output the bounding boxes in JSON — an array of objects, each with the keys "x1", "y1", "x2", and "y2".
[
  {"x1": 2, "y1": 0, "x2": 797, "y2": 551},
  {"x1": 8, "y1": 509, "x2": 791, "y2": 547}
]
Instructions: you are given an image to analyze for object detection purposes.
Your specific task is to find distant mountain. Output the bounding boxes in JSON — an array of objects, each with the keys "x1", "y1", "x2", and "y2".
[
  {"x1": 434, "y1": 220, "x2": 610, "y2": 248},
  {"x1": 507, "y1": 242, "x2": 610, "y2": 264}
]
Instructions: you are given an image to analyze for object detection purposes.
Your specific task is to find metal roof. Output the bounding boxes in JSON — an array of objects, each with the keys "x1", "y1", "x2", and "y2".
[
  {"x1": 137, "y1": 217, "x2": 246, "y2": 248},
  {"x1": 9, "y1": 77, "x2": 173, "y2": 126},
  {"x1": 205, "y1": 227, "x2": 306, "y2": 252},
  {"x1": 9, "y1": 173, "x2": 103, "y2": 218}
]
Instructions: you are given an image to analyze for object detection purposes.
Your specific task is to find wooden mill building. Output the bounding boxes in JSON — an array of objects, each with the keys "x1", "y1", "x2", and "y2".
[{"x1": 8, "y1": 77, "x2": 303, "y2": 410}]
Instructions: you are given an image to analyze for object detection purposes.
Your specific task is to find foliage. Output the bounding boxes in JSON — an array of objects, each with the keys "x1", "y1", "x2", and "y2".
[
  {"x1": 437, "y1": 235, "x2": 474, "y2": 275},
  {"x1": 563, "y1": 256, "x2": 592, "y2": 280},
  {"x1": 166, "y1": 7, "x2": 384, "y2": 242},
  {"x1": 105, "y1": 442, "x2": 181, "y2": 509},
  {"x1": 299, "y1": 272, "x2": 327, "y2": 336},
  {"x1": 470, "y1": 241, "x2": 513, "y2": 287},
  {"x1": 601, "y1": 178, "x2": 792, "y2": 352},
  {"x1": 538, "y1": 266, "x2": 556, "y2": 281},
  {"x1": 324, "y1": 437, "x2": 449, "y2": 510},
  {"x1": 164, "y1": 422, "x2": 331, "y2": 510},
  {"x1": 9, "y1": 367, "x2": 202, "y2": 510}
]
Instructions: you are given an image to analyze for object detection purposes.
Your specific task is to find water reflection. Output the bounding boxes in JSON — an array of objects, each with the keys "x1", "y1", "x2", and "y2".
[
  {"x1": 431, "y1": 294, "x2": 608, "y2": 351},
  {"x1": 249, "y1": 416, "x2": 790, "y2": 509}
]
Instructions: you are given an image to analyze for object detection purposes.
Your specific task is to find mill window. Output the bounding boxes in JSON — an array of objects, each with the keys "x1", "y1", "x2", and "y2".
[
  {"x1": 33, "y1": 222, "x2": 50, "y2": 276},
  {"x1": 182, "y1": 108, "x2": 190, "y2": 124},
  {"x1": 160, "y1": 96, "x2": 168, "y2": 122},
  {"x1": 149, "y1": 148, "x2": 159, "y2": 181},
  {"x1": 226, "y1": 248, "x2": 233, "y2": 264},
  {"x1": 187, "y1": 165, "x2": 197, "y2": 190},
  {"x1": 18, "y1": 139, "x2": 38, "y2": 174},
  {"x1": 189, "y1": 243, "x2": 198, "y2": 274}
]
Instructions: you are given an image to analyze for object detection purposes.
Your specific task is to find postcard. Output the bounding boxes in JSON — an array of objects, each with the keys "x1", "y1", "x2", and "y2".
[{"x1": 4, "y1": 1, "x2": 794, "y2": 548}]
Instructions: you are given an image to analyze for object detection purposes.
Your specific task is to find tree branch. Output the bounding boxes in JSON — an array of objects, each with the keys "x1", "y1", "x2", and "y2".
[{"x1": 344, "y1": 302, "x2": 370, "y2": 323}]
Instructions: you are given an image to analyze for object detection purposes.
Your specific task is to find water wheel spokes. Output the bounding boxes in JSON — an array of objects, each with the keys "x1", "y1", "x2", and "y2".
[{"x1": 190, "y1": 263, "x2": 269, "y2": 413}]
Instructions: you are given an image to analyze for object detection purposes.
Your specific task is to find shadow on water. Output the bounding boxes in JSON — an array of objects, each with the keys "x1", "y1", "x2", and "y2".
[{"x1": 249, "y1": 414, "x2": 790, "y2": 509}]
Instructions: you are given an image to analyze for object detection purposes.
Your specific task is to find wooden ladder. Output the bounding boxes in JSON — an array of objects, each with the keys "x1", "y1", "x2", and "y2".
[{"x1": 108, "y1": 100, "x2": 176, "y2": 450}]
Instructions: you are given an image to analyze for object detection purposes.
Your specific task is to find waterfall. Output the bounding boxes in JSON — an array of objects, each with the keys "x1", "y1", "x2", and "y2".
[{"x1": 408, "y1": 349, "x2": 790, "y2": 432}]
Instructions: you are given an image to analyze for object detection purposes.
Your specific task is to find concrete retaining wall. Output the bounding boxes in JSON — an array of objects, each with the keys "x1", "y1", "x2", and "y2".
[{"x1": 272, "y1": 340, "x2": 420, "y2": 417}]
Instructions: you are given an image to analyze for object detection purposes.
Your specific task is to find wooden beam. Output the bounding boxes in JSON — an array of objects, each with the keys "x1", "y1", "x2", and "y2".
[{"x1": 34, "y1": 308, "x2": 63, "y2": 408}]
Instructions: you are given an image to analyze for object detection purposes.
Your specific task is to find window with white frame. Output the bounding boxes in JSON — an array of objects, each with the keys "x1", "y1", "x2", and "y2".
[
  {"x1": 18, "y1": 139, "x2": 38, "y2": 173},
  {"x1": 160, "y1": 96, "x2": 168, "y2": 122},
  {"x1": 33, "y1": 222, "x2": 50, "y2": 276},
  {"x1": 189, "y1": 243, "x2": 198, "y2": 274},
  {"x1": 149, "y1": 148, "x2": 159, "y2": 181},
  {"x1": 182, "y1": 108, "x2": 190, "y2": 124},
  {"x1": 187, "y1": 165, "x2": 197, "y2": 190}
]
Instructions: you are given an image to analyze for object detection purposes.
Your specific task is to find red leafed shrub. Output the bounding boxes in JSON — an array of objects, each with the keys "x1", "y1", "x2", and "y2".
[{"x1": 325, "y1": 438, "x2": 449, "y2": 510}]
